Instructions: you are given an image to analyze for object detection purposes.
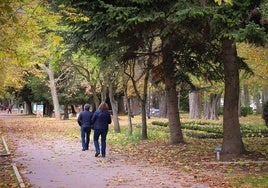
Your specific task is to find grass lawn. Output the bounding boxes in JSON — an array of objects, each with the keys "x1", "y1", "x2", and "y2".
[{"x1": 107, "y1": 113, "x2": 268, "y2": 188}]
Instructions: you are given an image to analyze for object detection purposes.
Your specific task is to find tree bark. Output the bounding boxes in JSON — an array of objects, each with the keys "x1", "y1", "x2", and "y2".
[
  {"x1": 158, "y1": 90, "x2": 167, "y2": 118},
  {"x1": 141, "y1": 69, "x2": 149, "y2": 140},
  {"x1": 123, "y1": 75, "x2": 133, "y2": 135},
  {"x1": 42, "y1": 64, "x2": 61, "y2": 120},
  {"x1": 63, "y1": 104, "x2": 69, "y2": 120},
  {"x1": 262, "y1": 86, "x2": 268, "y2": 104},
  {"x1": 124, "y1": 90, "x2": 133, "y2": 135},
  {"x1": 221, "y1": 38, "x2": 245, "y2": 160},
  {"x1": 44, "y1": 101, "x2": 53, "y2": 117},
  {"x1": 203, "y1": 92, "x2": 222, "y2": 120},
  {"x1": 261, "y1": 86, "x2": 268, "y2": 115},
  {"x1": 108, "y1": 81, "x2": 120, "y2": 133},
  {"x1": 117, "y1": 95, "x2": 125, "y2": 114},
  {"x1": 129, "y1": 97, "x2": 139, "y2": 115},
  {"x1": 253, "y1": 86, "x2": 261, "y2": 114},
  {"x1": 25, "y1": 101, "x2": 33, "y2": 114},
  {"x1": 90, "y1": 85, "x2": 100, "y2": 110},
  {"x1": 70, "y1": 105, "x2": 76, "y2": 115},
  {"x1": 162, "y1": 43, "x2": 184, "y2": 144},
  {"x1": 189, "y1": 90, "x2": 202, "y2": 119},
  {"x1": 241, "y1": 84, "x2": 250, "y2": 107}
]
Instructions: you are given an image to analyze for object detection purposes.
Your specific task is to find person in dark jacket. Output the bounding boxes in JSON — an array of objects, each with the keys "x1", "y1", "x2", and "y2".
[
  {"x1": 77, "y1": 104, "x2": 93, "y2": 151},
  {"x1": 92, "y1": 102, "x2": 112, "y2": 157}
]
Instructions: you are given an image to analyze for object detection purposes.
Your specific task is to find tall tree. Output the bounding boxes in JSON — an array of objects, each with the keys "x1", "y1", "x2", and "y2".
[
  {"x1": 41, "y1": 63, "x2": 61, "y2": 119},
  {"x1": 52, "y1": 0, "x2": 268, "y2": 156},
  {"x1": 237, "y1": 42, "x2": 268, "y2": 109},
  {"x1": 211, "y1": 0, "x2": 268, "y2": 159},
  {"x1": 51, "y1": 0, "x2": 224, "y2": 144},
  {"x1": 32, "y1": 1, "x2": 67, "y2": 120},
  {"x1": 0, "y1": 1, "x2": 42, "y2": 97}
]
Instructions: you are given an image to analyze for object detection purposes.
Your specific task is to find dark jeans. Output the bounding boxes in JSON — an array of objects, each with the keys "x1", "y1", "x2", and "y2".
[
  {"x1": 81, "y1": 126, "x2": 91, "y2": 149},
  {"x1": 93, "y1": 129, "x2": 108, "y2": 156}
]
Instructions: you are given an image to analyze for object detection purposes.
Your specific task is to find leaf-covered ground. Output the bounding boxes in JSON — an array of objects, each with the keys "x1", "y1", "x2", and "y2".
[{"x1": 0, "y1": 113, "x2": 267, "y2": 187}]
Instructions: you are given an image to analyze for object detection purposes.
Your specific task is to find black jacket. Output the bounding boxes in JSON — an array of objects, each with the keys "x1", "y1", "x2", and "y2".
[
  {"x1": 91, "y1": 110, "x2": 111, "y2": 130},
  {"x1": 77, "y1": 110, "x2": 93, "y2": 128}
]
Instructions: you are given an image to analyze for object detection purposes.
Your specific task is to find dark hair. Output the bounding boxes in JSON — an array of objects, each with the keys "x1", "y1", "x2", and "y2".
[
  {"x1": 98, "y1": 102, "x2": 109, "y2": 111},
  {"x1": 84, "y1": 104, "x2": 90, "y2": 111}
]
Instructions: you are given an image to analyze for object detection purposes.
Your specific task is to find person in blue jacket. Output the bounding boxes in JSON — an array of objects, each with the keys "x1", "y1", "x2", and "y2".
[
  {"x1": 77, "y1": 104, "x2": 93, "y2": 151},
  {"x1": 92, "y1": 102, "x2": 112, "y2": 157}
]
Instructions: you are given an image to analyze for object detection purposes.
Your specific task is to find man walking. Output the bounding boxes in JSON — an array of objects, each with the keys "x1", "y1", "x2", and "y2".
[{"x1": 77, "y1": 104, "x2": 93, "y2": 151}]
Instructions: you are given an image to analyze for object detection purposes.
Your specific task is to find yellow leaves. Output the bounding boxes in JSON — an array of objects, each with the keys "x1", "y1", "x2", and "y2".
[
  {"x1": 106, "y1": 174, "x2": 135, "y2": 186},
  {"x1": 0, "y1": 1, "x2": 46, "y2": 92},
  {"x1": 0, "y1": 164, "x2": 20, "y2": 188},
  {"x1": 60, "y1": 7, "x2": 90, "y2": 23},
  {"x1": 46, "y1": 33, "x2": 63, "y2": 46},
  {"x1": 80, "y1": 16, "x2": 90, "y2": 22},
  {"x1": 0, "y1": 0, "x2": 66, "y2": 94},
  {"x1": 214, "y1": 0, "x2": 233, "y2": 6},
  {"x1": 237, "y1": 42, "x2": 268, "y2": 85},
  {"x1": 183, "y1": 165, "x2": 191, "y2": 172}
]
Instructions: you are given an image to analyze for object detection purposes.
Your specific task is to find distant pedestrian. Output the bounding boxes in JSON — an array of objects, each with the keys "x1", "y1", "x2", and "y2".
[
  {"x1": 20, "y1": 105, "x2": 24, "y2": 114},
  {"x1": 77, "y1": 104, "x2": 94, "y2": 151},
  {"x1": 7, "y1": 105, "x2": 12, "y2": 114},
  {"x1": 92, "y1": 102, "x2": 112, "y2": 157}
]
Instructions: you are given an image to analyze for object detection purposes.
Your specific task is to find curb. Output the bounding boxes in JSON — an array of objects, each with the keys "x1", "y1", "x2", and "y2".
[
  {"x1": 201, "y1": 160, "x2": 268, "y2": 165},
  {"x1": 1, "y1": 136, "x2": 26, "y2": 188},
  {"x1": 1, "y1": 136, "x2": 11, "y2": 156},
  {"x1": 12, "y1": 163, "x2": 26, "y2": 188}
]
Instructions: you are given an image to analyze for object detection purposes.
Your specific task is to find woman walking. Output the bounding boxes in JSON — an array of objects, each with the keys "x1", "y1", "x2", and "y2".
[{"x1": 92, "y1": 102, "x2": 111, "y2": 157}]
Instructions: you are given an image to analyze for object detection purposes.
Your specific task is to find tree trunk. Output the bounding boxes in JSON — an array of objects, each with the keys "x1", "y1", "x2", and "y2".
[
  {"x1": 158, "y1": 90, "x2": 167, "y2": 118},
  {"x1": 141, "y1": 69, "x2": 149, "y2": 140},
  {"x1": 204, "y1": 92, "x2": 222, "y2": 120},
  {"x1": 241, "y1": 84, "x2": 250, "y2": 107},
  {"x1": 70, "y1": 105, "x2": 76, "y2": 115},
  {"x1": 253, "y1": 86, "x2": 261, "y2": 114},
  {"x1": 90, "y1": 85, "x2": 100, "y2": 110},
  {"x1": 131, "y1": 97, "x2": 140, "y2": 115},
  {"x1": 261, "y1": 86, "x2": 268, "y2": 114},
  {"x1": 262, "y1": 86, "x2": 268, "y2": 104},
  {"x1": 189, "y1": 90, "x2": 202, "y2": 119},
  {"x1": 141, "y1": 98, "x2": 148, "y2": 140},
  {"x1": 42, "y1": 64, "x2": 61, "y2": 120},
  {"x1": 221, "y1": 38, "x2": 245, "y2": 160},
  {"x1": 124, "y1": 90, "x2": 133, "y2": 135},
  {"x1": 162, "y1": 44, "x2": 184, "y2": 144},
  {"x1": 44, "y1": 101, "x2": 53, "y2": 117},
  {"x1": 123, "y1": 75, "x2": 133, "y2": 135},
  {"x1": 63, "y1": 104, "x2": 69, "y2": 120},
  {"x1": 117, "y1": 95, "x2": 125, "y2": 114},
  {"x1": 108, "y1": 81, "x2": 120, "y2": 133},
  {"x1": 25, "y1": 101, "x2": 32, "y2": 114}
]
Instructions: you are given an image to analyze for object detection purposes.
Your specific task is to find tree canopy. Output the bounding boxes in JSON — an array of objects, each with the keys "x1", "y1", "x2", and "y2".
[{"x1": 0, "y1": 0, "x2": 267, "y2": 160}]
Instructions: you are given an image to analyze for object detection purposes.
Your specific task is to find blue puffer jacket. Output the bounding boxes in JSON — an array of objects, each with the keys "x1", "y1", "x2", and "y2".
[
  {"x1": 92, "y1": 110, "x2": 111, "y2": 130},
  {"x1": 77, "y1": 110, "x2": 93, "y2": 127}
]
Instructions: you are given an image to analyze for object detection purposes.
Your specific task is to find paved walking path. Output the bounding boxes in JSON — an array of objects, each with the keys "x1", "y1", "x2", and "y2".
[
  {"x1": 1, "y1": 113, "x2": 210, "y2": 188},
  {"x1": 13, "y1": 138, "x2": 210, "y2": 188}
]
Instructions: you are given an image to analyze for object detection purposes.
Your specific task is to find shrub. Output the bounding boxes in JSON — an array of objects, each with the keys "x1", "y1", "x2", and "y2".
[
  {"x1": 218, "y1": 106, "x2": 223, "y2": 115},
  {"x1": 240, "y1": 106, "x2": 253, "y2": 117},
  {"x1": 152, "y1": 120, "x2": 268, "y2": 138},
  {"x1": 152, "y1": 121, "x2": 168, "y2": 127},
  {"x1": 184, "y1": 131, "x2": 222, "y2": 139}
]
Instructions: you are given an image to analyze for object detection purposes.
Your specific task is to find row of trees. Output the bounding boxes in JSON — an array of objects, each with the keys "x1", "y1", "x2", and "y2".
[
  {"x1": 0, "y1": 0, "x2": 267, "y2": 160},
  {"x1": 49, "y1": 0, "x2": 267, "y2": 160}
]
